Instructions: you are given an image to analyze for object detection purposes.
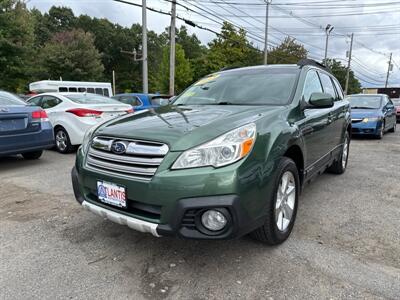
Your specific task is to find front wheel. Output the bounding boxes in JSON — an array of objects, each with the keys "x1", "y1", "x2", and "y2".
[
  {"x1": 375, "y1": 122, "x2": 384, "y2": 139},
  {"x1": 22, "y1": 150, "x2": 43, "y2": 160},
  {"x1": 328, "y1": 131, "x2": 350, "y2": 174},
  {"x1": 389, "y1": 122, "x2": 396, "y2": 133},
  {"x1": 250, "y1": 157, "x2": 299, "y2": 245}
]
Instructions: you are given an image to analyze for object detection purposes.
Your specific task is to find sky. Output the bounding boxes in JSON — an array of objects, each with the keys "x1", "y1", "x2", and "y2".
[{"x1": 27, "y1": 0, "x2": 400, "y2": 88}]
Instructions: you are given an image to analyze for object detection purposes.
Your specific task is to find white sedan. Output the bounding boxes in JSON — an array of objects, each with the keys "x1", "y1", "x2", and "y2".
[{"x1": 27, "y1": 93, "x2": 133, "y2": 153}]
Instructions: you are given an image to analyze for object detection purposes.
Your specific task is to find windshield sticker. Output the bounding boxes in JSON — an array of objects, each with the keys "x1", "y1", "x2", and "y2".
[{"x1": 194, "y1": 74, "x2": 220, "y2": 86}]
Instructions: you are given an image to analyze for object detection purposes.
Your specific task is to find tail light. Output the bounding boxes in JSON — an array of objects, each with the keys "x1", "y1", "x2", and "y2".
[
  {"x1": 126, "y1": 108, "x2": 134, "y2": 114},
  {"x1": 66, "y1": 108, "x2": 103, "y2": 117},
  {"x1": 32, "y1": 110, "x2": 49, "y2": 122}
]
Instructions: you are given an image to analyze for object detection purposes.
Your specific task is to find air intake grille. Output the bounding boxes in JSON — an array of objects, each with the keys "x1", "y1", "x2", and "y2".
[{"x1": 85, "y1": 136, "x2": 169, "y2": 181}]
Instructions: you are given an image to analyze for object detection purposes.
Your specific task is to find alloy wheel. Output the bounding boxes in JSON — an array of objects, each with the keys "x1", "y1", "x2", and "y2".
[
  {"x1": 56, "y1": 130, "x2": 68, "y2": 152},
  {"x1": 275, "y1": 171, "x2": 296, "y2": 232}
]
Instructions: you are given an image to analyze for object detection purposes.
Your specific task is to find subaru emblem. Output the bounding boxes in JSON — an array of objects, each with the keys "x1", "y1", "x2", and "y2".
[{"x1": 111, "y1": 141, "x2": 127, "y2": 155}]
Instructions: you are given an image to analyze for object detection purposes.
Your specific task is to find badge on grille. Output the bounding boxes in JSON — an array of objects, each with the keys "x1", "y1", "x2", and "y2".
[{"x1": 111, "y1": 141, "x2": 127, "y2": 155}]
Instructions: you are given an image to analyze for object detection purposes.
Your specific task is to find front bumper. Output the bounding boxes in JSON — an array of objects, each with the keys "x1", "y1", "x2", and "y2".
[
  {"x1": 71, "y1": 164, "x2": 267, "y2": 240},
  {"x1": 351, "y1": 120, "x2": 382, "y2": 135}
]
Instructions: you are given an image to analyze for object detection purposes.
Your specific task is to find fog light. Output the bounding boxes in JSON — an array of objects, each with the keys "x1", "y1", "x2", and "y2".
[{"x1": 201, "y1": 210, "x2": 227, "y2": 231}]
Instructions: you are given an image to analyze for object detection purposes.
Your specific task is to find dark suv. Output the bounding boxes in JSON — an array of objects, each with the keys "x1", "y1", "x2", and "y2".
[{"x1": 72, "y1": 59, "x2": 351, "y2": 245}]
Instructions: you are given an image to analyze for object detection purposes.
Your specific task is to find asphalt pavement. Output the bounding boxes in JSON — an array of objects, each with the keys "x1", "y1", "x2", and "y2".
[{"x1": 1, "y1": 131, "x2": 399, "y2": 300}]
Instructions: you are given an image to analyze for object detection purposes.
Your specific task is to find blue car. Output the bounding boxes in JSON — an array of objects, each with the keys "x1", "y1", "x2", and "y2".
[
  {"x1": 112, "y1": 93, "x2": 170, "y2": 111},
  {"x1": 0, "y1": 91, "x2": 54, "y2": 159},
  {"x1": 348, "y1": 94, "x2": 397, "y2": 139}
]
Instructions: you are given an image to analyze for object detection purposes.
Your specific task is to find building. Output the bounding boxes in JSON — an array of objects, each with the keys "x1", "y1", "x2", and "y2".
[{"x1": 362, "y1": 87, "x2": 400, "y2": 98}]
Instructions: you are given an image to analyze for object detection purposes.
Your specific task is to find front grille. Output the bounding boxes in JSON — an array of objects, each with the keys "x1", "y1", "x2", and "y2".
[
  {"x1": 85, "y1": 136, "x2": 169, "y2": 181},
  {"x1": 351, "y1": 118, "x2": 363, "y2": 123}
]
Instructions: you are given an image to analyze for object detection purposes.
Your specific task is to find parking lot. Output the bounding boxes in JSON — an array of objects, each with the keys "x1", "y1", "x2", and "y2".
[{"x1": 1, "y1": 132, "x2": 399, "y2": 299}]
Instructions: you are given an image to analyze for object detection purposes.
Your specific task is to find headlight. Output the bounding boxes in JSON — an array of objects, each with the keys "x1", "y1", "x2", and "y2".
[
  {"x1": 82, "y1": 125, "x2": 98, "y2": 153},
  {"x1": 172, "y1": 123, "x2": 256, "y2": 169},
  {"x1": 362, "y1": 117, "x2": 380, "y2": 123}
]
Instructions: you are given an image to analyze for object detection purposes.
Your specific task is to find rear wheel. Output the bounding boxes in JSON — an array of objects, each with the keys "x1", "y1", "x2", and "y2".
[
  {"x1": 22, "y1": 151, "x2": 43, "y2": 160},
  {"x1": 55, "y1": 127, "x2": 74, "y2": 153},
  {"x1": 328, "y1": 131, "x2": 349, "y2": 174},
  {"x1": 250, "y1": 157, "x2": 299, "y2": 245}
]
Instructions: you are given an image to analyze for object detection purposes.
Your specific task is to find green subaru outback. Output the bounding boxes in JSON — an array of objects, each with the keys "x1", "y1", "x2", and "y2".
[{"x1": 71, "y1": 59, "x2": 351, "y2": 245}]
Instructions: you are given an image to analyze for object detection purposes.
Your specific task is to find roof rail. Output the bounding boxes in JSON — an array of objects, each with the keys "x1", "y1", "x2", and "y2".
[{"x1": 297, "y1": 59, "x2": 331, "y2": 73}]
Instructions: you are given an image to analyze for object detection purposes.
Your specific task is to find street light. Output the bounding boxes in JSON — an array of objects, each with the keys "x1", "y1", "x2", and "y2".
[{"x1": 324, "y1": 24, "x2": 334, "y2": 64}]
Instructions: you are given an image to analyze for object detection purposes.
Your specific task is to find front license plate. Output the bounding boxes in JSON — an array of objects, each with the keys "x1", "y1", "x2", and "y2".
[{"x1": 97, "y1": 181, "x2": 126, "y2": 208}]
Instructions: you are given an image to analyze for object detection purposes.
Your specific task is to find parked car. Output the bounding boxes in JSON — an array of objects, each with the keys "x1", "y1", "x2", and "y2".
[
  {"x1": 71, "y1": 60, "x2": 351, "y2": 245},
  {"x1": 27, "y1": 93, "x2": 133, "y2": 153},
  {"x1": 112, "y1": 93, "x2": 171, "y2": 111},
  {"x1": 0, "y1": 91, "x2": 54, "y2": 159},
  {"x1": 347, "y1": 94, "x2": 396, "y2": 139},
  {"x1": 392, "y1": 98, "x2": 400, "y2": 122}
]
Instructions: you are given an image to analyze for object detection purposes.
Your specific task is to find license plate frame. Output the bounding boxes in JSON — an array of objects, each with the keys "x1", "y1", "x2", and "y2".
[{"x1": 97, "y1": 180, "x2": 127, "y2": 209}]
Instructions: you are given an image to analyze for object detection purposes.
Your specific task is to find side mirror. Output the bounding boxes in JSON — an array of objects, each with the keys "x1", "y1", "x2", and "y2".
[{"x1": 306, "y1": 92, "x2": 334, "y2": 109}]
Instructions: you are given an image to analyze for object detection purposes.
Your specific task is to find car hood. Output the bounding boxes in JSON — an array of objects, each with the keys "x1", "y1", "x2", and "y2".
[
  {"x1": 351, "y1": 109, "x2": 381, "y2": 119},
  {"x1": 95, "y1": 105, "x2": 284, "y2": 151}
]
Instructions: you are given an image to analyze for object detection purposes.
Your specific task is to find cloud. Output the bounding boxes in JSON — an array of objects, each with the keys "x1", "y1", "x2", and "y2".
[{"x1": 27, "y1": 0, "x2": 400, "y2": 87}]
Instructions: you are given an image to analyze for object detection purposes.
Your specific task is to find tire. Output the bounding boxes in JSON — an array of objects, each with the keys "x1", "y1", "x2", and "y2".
[
  {"x1": 250, "y1": 157, "x2": 299, "y2": 245},
  {"x1": 22, "y1": 150, "x2": 43, "y2": 160},
  {"x1": 375, "y1": 122, "x2": 384, "y2": 139},
  {"x1": 55, "y1": 127, "x2": 74, "y2": 153},
  {"x1": 328, "y1": 131, "x2": 350, "y2": 175},
  {"x1": 389, "y1": 122, "x2": 396, "y2": 133}
]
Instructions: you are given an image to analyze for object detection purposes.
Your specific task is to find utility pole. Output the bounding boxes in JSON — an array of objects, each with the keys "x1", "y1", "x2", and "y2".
[
  {"x1": 169, "y1": 0, "x2": 177, "y2": 96},
  {"x1": 344, "y1": 33, "x2": 354, "y2": 96},
  {"x1": 112, "y1": 70, "x2": 116, "y2": 96},
  {"x1": 142, "y1": 0, "x2": 148, "y2": 94},
  {"x1": 385, "y1": 52, "x2": 393, "y2": 88},
  {"x1": 263, "y1": 0, "x2": 271, "y2": 65},
  {"x1": 324, "y1": 24, "x2": 334, "y2": 64}
]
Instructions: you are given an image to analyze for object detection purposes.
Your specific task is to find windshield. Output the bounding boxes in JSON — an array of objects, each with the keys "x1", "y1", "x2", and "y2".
[
  {"x1": 173, "y1": 68, "x2": 299, "y2": 106},
  {"x1": 0, "y1": 91, "x2": 25, "y2": 106},
  {"x1": 349, "y1": 96, "x2": 382, "y2": 109},
  {"x1": 65, "y1": 94, "x2": 121, "y2": 105}
]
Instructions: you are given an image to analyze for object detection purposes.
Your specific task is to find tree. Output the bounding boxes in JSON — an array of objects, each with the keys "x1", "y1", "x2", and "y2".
[
  {"x1": 36, "y1": 29, "x2": 104, "y2": 81},
  {"x1": 204, "y1": 22, "x2": 262, "y2": 75},
  {"x1": 156, "y1": 44, "x2": 193, "y2": 94},
  {"x1": 0, "y1": 0, "x2": 35, "y2": 92},
  {"x1": 325, "y1": 59, "x2": 361, "y2": 94},
  {"x1": 268, "y1": 37, "x2": 308, "y2": 64}
]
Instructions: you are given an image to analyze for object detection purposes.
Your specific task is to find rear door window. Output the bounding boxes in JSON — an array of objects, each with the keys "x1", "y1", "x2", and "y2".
[
  {"x1": 78, "y1": 87, "x2": 86, "y2": 92},
  {"x1": 332, "y1": 79, "x2": 344, "y2": 100},
  {"x1": 118, "y1": 95, "x2": 141, "y2": 106},
  {"x1": 95, "y1": 88, "x2": 103, "y2": 95},
  {"x1": 87, "y1": 88, "x2": 95, "y2": 94},
  {"x1": 69, "y1": 87, "x2": 77, "y2": 92}
]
